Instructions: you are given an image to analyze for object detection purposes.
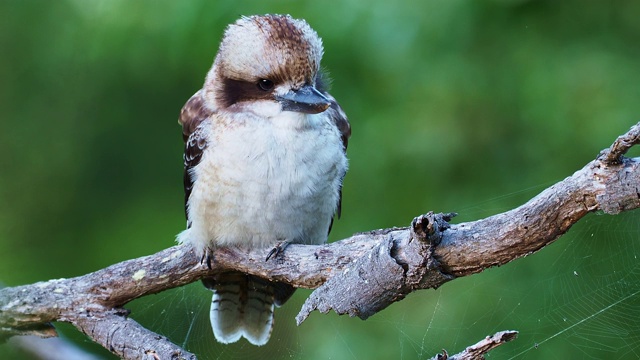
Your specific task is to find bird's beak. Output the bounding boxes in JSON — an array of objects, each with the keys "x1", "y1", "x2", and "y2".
[{"x1": 277, "y1": 85, "x2": 331, "y2": 114}]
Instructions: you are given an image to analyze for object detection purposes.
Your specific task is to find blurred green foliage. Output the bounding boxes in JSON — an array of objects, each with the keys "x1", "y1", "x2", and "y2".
[{"x1": 2, "y1": 0, "x2": 640, "y2": 359}]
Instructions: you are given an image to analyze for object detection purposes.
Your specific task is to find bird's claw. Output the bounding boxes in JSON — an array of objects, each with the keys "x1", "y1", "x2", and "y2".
[
  {"x1": 200, "y1": 247, "x2": 214, "y2": 269},
  {"x1": 266, "y1": 240, "x2": 291, "y2": 261}
]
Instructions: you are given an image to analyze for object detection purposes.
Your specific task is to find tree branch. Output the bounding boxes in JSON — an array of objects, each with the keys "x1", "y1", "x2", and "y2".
[
  {"x1": 430, "y1": 330, "x2": 518, "y2": 360},
  {"x1": 2, "y1": 123, "x2": 640, "y2": 359},
  {"x1": 9, "y1": 335, "x2": 105, "y2": 360}
]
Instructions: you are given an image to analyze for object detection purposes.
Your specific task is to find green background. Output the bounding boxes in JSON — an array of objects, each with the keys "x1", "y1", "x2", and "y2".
[{"x1": 2, "y1": 0, "x2": 640, "y2": 359}]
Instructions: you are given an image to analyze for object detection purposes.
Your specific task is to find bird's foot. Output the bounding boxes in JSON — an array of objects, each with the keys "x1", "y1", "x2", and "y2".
[
  {"x1": 266, "y1": 239, "x2": 292, "y2": 261},
  {"x1": 200, "y1": 246, "x2": 214, "y2": 269}
]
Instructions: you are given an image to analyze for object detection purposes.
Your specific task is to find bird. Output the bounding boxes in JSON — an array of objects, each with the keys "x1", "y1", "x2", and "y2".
[{"x1": 176, "y1": 14, "x2": 351, "y2": 346}]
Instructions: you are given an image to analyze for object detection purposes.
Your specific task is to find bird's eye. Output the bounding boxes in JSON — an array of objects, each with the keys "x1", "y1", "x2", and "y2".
[{"x1": 257, "y1": 79, "x2": 274, "y2": 91}]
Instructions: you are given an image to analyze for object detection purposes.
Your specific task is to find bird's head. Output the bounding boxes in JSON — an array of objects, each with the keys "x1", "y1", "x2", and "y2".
[{"x1": 204, "y1": 15, "x2": 331, "y2": 117}]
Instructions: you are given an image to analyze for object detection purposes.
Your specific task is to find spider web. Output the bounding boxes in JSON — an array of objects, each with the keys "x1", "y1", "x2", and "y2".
[
  {"x1": 130, "y1": 186, "x2": 640, "y2": 360},
  {"x1": 397, "y1": 190, "x2": 640, "y2": 360}
]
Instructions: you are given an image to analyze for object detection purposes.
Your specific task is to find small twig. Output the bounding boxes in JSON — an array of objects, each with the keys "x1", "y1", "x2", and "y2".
[
  {"x1": 431, "y1": 330, "x2": 518, "y2": 360},
  {"x1": 599, "y1": 123, "x2": 640, "y2": 164}
]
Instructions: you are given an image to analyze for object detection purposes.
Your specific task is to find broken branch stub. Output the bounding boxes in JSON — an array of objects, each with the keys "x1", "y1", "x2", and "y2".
[{"x1": 296, "y1": 212, "x2": 456, "y2": 324}]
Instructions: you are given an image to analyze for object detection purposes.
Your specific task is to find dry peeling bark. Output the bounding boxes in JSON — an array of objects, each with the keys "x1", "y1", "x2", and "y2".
[
  {"x1": 2, "y1": 123, "x2": 640, "y2": 359},
  {"x1": 430, "y1": 330, "x2": 519, "y2": 360}
]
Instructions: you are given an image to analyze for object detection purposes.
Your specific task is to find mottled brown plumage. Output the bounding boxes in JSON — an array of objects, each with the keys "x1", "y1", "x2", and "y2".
[{"x1": 179, "y1": 90, "x2": 212, "y2": 222}]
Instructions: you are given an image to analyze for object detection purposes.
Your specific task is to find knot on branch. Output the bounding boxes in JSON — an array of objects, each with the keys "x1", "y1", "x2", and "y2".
[
  {"x1": 405, "y1": 212, "x2": 457, "y2": 289},
  {"x1": 410, "y1": 212, "x2": 457, "y2": 245}
]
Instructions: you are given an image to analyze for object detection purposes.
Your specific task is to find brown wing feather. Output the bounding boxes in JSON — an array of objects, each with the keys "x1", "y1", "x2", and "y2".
[
  {"x1": 179, "y1": 90, "x2": 213, "y2": 225},
  {"x1": 323, "y1": 93, "x2": 351, "y2": 234}
]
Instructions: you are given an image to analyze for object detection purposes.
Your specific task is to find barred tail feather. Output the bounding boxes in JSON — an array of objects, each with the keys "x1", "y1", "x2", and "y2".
[{"x1": 206, "y1": 272, "x2": 276, "y2": 346}]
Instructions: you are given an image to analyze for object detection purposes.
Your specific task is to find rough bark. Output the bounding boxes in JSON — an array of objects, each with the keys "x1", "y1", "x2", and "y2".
[
  {"x1": 430, "y1": 330, "x2": 519, "y2": 360},
  {"x1": 2, "y1": 123, "x2": 640, "y2": 359}
]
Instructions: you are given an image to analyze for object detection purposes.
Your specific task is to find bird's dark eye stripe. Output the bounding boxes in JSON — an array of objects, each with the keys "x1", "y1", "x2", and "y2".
[
  {"x1": 258, "y1": 79, "x2": 274, "y2": 91},
  {"x1": 219, "y1": 78, "x2": 275, "y2": 108}
]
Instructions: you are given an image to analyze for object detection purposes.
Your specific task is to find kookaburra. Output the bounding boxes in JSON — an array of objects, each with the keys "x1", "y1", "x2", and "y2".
[{"x1": 176, "y1": 14, "x2": 350, "y2": 346}]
